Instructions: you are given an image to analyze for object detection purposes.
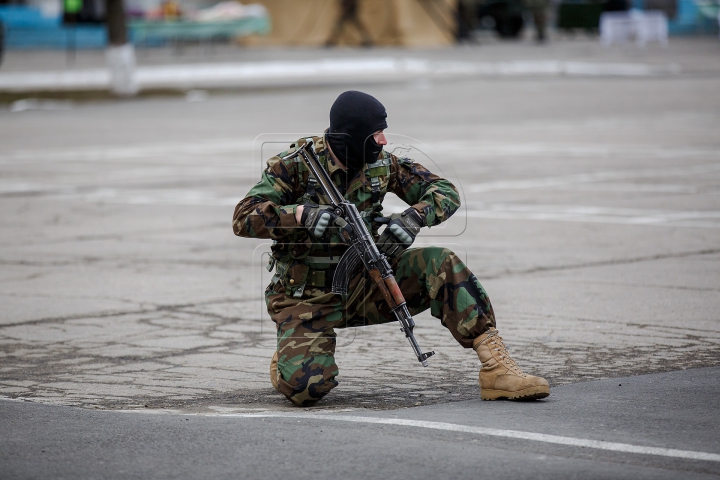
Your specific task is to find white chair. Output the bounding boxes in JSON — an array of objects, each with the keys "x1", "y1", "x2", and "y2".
[
  {"x1": 600, "y1": 12, "x2": 635, "y2": 46},
  {"x1": 632, "y1": 10, "x2": 669, "y2": 46},
  {"x1": 600, "y1": 10, "x2": 669, "y2": 47}
]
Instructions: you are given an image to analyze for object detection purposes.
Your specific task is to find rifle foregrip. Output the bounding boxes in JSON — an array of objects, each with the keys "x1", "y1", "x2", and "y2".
[{"x1": 383, "y1": 275, "x2": 405, "y2": 307}]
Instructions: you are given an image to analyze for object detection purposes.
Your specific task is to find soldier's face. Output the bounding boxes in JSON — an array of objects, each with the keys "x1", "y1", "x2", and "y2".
[{"x1": 373, "y1": 130, "x2": 387, "y2": 146}]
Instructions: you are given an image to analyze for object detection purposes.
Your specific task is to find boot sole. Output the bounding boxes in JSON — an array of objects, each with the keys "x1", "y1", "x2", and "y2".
[{"x1": 481, "y1": 386, "x2": 550, "y2": 401}]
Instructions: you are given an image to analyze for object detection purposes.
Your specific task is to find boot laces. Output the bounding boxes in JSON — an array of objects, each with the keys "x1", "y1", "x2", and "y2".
[{"x1": 487, "y1": 330, "x2": 524, "y2": 374}]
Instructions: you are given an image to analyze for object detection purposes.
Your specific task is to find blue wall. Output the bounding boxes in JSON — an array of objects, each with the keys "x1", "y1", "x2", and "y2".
[
  {"x1": 668, "y1": 0, "x2": 717, "y2": 34},
  {"x1": 0, "y1": 6, "x2": 107, "y2": 49}
]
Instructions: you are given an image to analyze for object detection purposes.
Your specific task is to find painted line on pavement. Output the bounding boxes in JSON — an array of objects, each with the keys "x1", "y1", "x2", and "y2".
[
  {"x1": 2, "y1": 140, "x2": 718, "y2": 165},
  {"x1": 436, "y1": 142, "x2": 720, "y2": 161},
  {"x1": 223, "y1": 412, "x2": 720, "y2": 462},
  {"x1": 467, "y1": 162, "x2": 720, "y2": 193},
  {"x1": 0, "y1": 58, "x2": 679, "y2": 92},
  {"x1": 465, "y1": 204, "x2": 720, "y2": 228},
  {"x1": 3, "y1": 185, "x2": 718, "y2": 229},
  {"x1": 0, "y1": 139, "x2": 257, "y2": 165}
]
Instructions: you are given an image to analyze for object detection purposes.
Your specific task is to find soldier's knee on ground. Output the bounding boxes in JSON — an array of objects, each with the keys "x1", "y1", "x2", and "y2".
[{"x1": 276, "y1": 355, "x2": 339, "y2": 407}]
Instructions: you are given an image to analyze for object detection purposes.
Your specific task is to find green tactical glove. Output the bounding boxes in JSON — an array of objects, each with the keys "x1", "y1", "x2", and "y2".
[
  {"x1": 301, "y1": 203, "x2": 338, "y2": 239},
  {"x1": 374, "y1": 207, "x2": 424, "y2": 258}
]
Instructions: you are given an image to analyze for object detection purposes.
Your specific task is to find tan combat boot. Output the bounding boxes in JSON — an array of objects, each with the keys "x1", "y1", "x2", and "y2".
[
  {"x1": 270, "y1": 351, "x2": 280, "y2": 392},
  {"x1": 473, "y1": 328, "x2": 550, "y2": 401}
]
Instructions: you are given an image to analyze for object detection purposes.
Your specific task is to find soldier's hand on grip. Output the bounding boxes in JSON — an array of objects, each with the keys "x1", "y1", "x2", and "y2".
[
  {"x1": 374, "y1": 207, "x2": 424, "y2": 258},
  {"x1": 301, "y1": 203, "x2": 338, "y2": 239}
]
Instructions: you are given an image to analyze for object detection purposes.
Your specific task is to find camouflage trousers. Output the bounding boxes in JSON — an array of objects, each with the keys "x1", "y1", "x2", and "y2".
[{"x1": 265, "y1": 247, "x2": 496, "y2": 407}]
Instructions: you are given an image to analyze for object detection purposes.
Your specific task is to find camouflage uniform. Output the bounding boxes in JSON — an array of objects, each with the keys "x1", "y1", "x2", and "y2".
[{"x1": 233, "y1": 135, "x2": 496, "y2": 406}]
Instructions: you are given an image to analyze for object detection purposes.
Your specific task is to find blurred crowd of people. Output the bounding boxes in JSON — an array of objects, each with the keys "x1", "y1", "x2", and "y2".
[{"x1": 323, "y1": 0, "x2": 643, "y2": 47}]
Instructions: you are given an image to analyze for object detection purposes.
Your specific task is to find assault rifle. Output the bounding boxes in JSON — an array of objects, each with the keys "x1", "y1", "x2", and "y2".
[{"x1": 282, "y1": 139, "x2": 435, "y2": 367}]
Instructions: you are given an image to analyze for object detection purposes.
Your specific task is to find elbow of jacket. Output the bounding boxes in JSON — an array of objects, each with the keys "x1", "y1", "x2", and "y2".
[{"x1": 232, "y1": 221, "x2": 245, "y2": 237}]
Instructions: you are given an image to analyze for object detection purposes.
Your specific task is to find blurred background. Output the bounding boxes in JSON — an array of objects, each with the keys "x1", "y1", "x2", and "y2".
[{"x1": 0, "y1": 0, "x2": 718, "y2": 51}]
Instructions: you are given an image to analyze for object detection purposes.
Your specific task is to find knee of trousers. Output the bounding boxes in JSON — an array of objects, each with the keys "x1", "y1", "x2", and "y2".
[
  {"x1": 276, "y1": 355, "x2": 339, "y2": 407},
  {"x1": 434, "y1": 247, "x2": 458, "y2": 261},
  {"x1": 405, "y1": 246, "x2": 457, "y2": 270},
  {"x1": 419, "y1": 246, "x2": 456, "y2": 258},
  {"x1": 422, "y1": 247, "x2": 461, "y2": 275}
]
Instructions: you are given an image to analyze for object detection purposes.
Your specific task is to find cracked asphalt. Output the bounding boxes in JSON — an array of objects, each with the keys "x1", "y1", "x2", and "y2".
[{"x1": 1, "y1": 38, "x2": 720, "y2": 415}]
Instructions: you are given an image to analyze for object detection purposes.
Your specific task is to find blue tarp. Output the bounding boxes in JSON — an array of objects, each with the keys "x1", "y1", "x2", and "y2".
[
  {"x1": 0, "y1": 6, "x2": 271, "y2": 49},
  {"x1": 0, "y1": 6, "x2": 106, "y2": 49}
]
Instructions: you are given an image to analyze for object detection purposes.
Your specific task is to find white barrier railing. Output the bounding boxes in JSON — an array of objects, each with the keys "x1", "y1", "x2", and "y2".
[{"x1": 600, "y1": 10, "x2": 669, "y2": 46}]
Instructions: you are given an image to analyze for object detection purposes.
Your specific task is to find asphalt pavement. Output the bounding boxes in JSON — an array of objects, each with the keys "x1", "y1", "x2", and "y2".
[
  {"x1": 2, "y1": 367, "x2": 720, "y2": 479},
  {"x1": 1, "y1": 38, "x2": 720, "y2": 479},
  {"x1": 3, "y1": 47, "x2": 720, "y2": 408}
]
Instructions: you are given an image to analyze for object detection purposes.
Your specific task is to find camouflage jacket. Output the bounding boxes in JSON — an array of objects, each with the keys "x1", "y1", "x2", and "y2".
[{"x1": 233, "y1": 135, "x2": 460, "y2": 296}]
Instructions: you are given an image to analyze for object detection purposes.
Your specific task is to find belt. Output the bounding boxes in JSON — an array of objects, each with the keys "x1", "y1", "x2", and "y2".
[
  {"x1": 306, "y1": 255, "x2": 338, "y2": 289},
  {"x1": 308, "y1": 266, "x2": 336, "y2": 289},
  {"x1": 270, "y1": 256, "x2": 338, "y2": 292},
  {"x1": 304, "y1": 256, "x2": 341, "y2": 267}
]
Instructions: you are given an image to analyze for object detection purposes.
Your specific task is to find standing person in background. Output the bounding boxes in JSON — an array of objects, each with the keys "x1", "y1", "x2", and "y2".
[
  {"x1": 325, "y1": 0, "x2": 373, "y2": 47},
  {"x1": 524, "y1": 0, "x2": 548, "y2": 42},
  {"x1": 456, "y1": 0, "x2": 477, "y2": 42}
]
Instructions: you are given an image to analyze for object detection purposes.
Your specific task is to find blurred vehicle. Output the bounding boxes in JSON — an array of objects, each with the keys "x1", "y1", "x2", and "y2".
[
  {"x1": 475, "y1": 0, "x2": 526, "y2": 37},
  {"x1": 557, "y1": 0, "x2": 604, "y2": 32}
]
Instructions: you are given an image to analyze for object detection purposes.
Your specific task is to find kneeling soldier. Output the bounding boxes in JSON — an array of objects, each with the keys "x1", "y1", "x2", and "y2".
[{"x1": 233, "y1": 91, "x2": 550, "y2": 406}]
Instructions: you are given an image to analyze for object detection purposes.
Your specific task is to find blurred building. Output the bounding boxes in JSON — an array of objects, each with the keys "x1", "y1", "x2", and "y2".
[
  {"x1": 0, "y1": 0, "x2": 271, "y2": 49},
  {"x1": 473, "y1": 0, "x2": 718, "y2": 38},
  {"x1": 0, "y1": 0, "x2": 717, "y2": 50},
  {"x1": 0, "y1": 0, "x2": 457, "y2": 49}
]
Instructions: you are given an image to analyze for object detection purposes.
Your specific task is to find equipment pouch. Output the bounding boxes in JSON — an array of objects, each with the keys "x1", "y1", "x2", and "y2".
[
  {"x1": 307, "y1": 270, "x2": 326, "y2": 288},
  {"x1": 283, "y1": 261, "x2": 309, "y2": 298},
  {"x1": 363, "y1": 158, "x2": 391, "y2": 212}
]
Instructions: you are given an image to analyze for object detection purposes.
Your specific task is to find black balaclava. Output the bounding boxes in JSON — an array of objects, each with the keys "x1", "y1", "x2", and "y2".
[{"x1": 327, "y1": 91, "x2": 388, "y2": 171}]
